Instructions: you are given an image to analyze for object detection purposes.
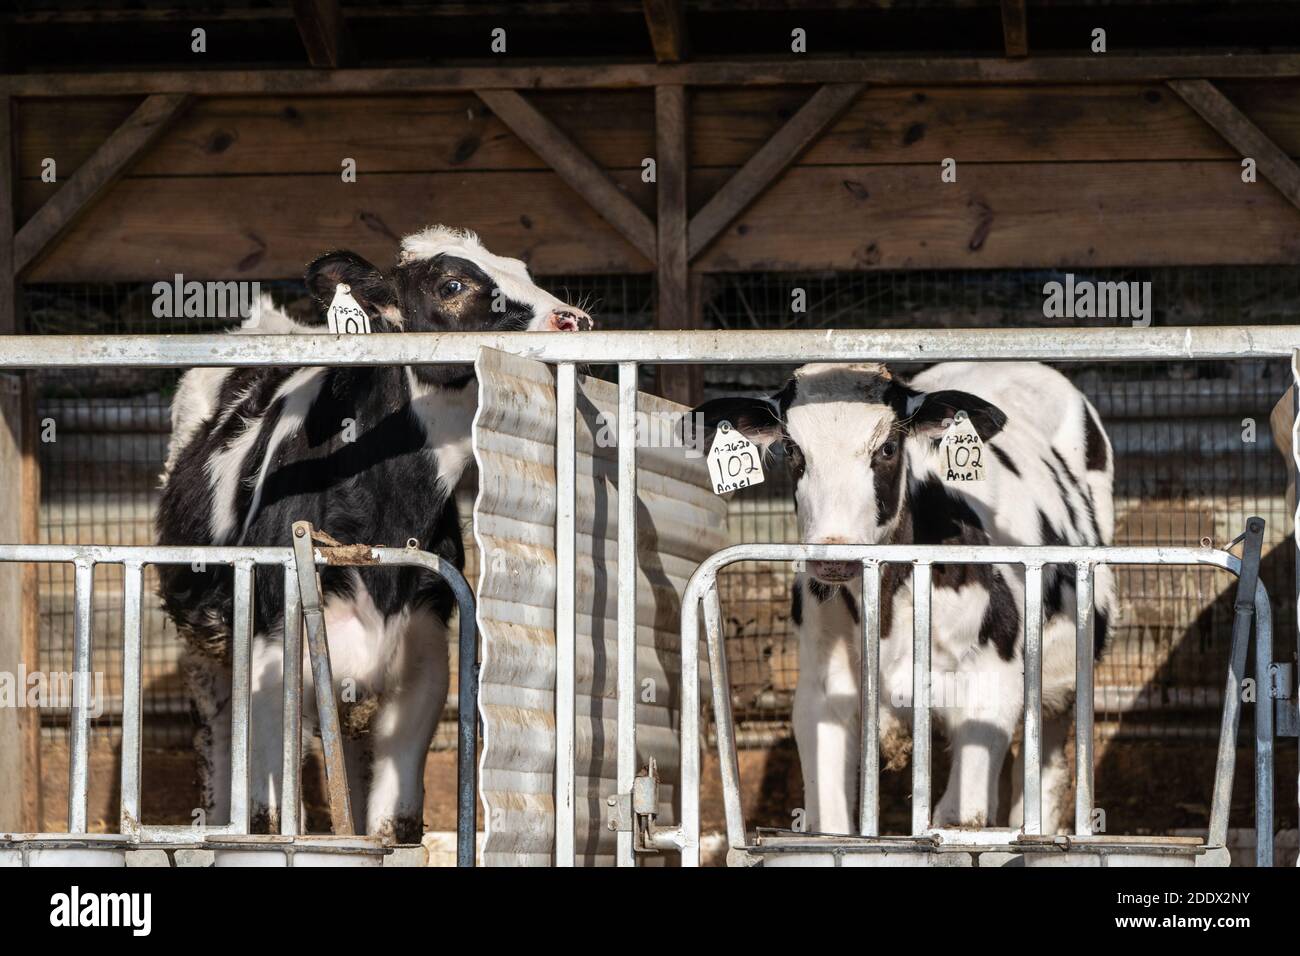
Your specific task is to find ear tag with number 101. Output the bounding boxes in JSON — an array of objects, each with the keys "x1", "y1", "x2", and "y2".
[
  {"x1": 328, "y1": 283, "x2": 372, "y2": 335},
  {"x1": 707, "y1": 421, "x2": 765, "y2": 495},
  {"x1": 939, "y1": 410, "x2": 986, "y2": 483}
]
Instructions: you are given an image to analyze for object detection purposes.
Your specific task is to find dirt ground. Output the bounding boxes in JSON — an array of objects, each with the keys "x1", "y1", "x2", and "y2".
[{"x1": 39, "y1": 730, "x2": 1295, "y2": 844}]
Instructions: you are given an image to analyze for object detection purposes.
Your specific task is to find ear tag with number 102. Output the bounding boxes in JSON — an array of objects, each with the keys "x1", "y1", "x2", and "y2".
[
  {"x1": 940, "y1": 410, "x2": 986, "y2": 483},
  {"x1": 707, "y1": 421, "x2": 765, "y2": 495},
  {"x1": 328, "y1": 283, "x2": 372, "y2": 335}
]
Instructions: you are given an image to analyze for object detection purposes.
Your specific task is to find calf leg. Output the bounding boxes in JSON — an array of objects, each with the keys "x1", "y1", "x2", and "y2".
[
  {"x1": 248, "y1": 634, "x2": 286, "y2": 833},
  {"x1": 792, "y1": 625, "x2": 859, "y2": 836},
  {"x1": 182, "y1": 648, "x2": 231, "y2": 827},
  {"x1": 365, "y1": 612, "x2": 449, "y2": 843},
  {"x1": 933, "y1": 665, "x2": 1020, "y2": 829},
  {"x1": 1008, "y1": 710, "x2": 1074, "y2": 834}
]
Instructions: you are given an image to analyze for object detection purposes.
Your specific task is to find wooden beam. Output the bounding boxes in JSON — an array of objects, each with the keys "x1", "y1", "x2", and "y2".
[
  {"x1": 688, "y1": 82, "x2": 862, "y2": 260},
  {"x1": 13, "y1": 93, "x2": 191, "y2": 276},
  {"x1": 475, "y1": 89, "x2": 656, "y2": 262},
  {"x1": 292, "y1": 0, "x2": 355, "y2": 68},
  {"x1": 653, "y1": 84, "x2": 699, "y2": 405},
  {"x1": 8, "y1": 54, "x2": 1300, "y2": 97},
  {"x1": 643, "y1": 0, "x2": 687, "y2": 63},
  {"x1": 1000, "y1": 0, "x2": 1029, "y2": 58},
  {"x1": 1169, "y1": 78, "x2": 1300, "y2": 212},
  {"x1": 0, "y1": 93, "x2": 25, "y2": 832}
]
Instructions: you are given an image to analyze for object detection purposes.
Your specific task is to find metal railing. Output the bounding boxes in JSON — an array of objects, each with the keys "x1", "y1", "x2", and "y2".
[
  {"x1": 0, "y1": 539, "x2": 478, "y2": 866},
  {"x1": 2, "y1": 324, "x2": 1299, "y2": 868},
  {"x1": 680, "y1": 535, "x2": 1275, "y2": 866}
]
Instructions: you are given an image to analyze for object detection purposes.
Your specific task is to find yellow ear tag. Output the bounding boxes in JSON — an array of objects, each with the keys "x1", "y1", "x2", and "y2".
[
  {"x1": 939, "y1": 410, "x2": 986, "y2": 483},
  {"x1": 707, "y1": 421, "x2": 766, "y2": 495},
  {"x1": 327, "y1": 283, "x2": 372, "y2": 335}
]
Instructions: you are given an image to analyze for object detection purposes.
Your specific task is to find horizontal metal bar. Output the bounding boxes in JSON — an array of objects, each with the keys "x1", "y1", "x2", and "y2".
[
  {"x1": 0, "y1": 543, "x2": 295, "y2": 565},
  {"x1": 0, "y1": 326, "x2": 1296, "y2": 370},
  {"x1": 686, "y1": 543, "x2": 1244, "y2": 576}
]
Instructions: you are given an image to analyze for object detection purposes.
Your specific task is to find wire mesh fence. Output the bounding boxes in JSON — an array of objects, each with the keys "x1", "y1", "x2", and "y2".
[{"x1": 18, "y1": 266, "x2": 1298, "y2": 759}]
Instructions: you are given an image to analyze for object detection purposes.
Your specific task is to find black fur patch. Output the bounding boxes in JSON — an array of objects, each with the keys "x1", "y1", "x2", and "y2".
[
  {"x1": 790, "y1": 581, "x2": 803, "y2": 627},
  {"x1": 988, "y1": 443, "x2": 1021, "y2": 477},
  {"x1": 1084, "y1": 404, "x2": 1109, "y2": 472}
]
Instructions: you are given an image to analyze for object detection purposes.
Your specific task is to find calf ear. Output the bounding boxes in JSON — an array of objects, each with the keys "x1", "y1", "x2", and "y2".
[
  {"x1": 684, "y1": 396, "x2": 784, "y2": 452},
  {"x1": 905, "y1": 389, "x2": 1007, "y2": 441},
  {"x1": 305, "y1": 250, "x2": 398, "y2": 319}
]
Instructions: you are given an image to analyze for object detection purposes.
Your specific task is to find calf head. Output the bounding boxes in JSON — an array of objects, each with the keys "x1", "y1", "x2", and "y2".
[
  {"x1": 693, "y1": 363, "x2": 1006, "y2": 584},
  {"x1": 306, "y1": 225, "x2": 591, "y2": 385}
]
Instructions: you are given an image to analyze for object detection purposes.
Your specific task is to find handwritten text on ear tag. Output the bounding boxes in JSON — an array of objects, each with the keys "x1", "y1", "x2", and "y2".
[
  {"x1": 940, "y1": 410, "x2": 986, "y2": 483},
  {"x1": 328, "y1": 283, "x2": 372, "y2": 335},
  {"x1": 707, "y1": 421, "x2": 765, "y2": 495}
]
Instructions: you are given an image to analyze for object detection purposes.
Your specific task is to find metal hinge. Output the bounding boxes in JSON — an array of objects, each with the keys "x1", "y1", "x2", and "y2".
[
  {"x1": 1271, "y1": 661, "x2": 1298, "y2": 738},
  {"x1": 606, "y1": 758, "x2": 667, "y2": 853}
]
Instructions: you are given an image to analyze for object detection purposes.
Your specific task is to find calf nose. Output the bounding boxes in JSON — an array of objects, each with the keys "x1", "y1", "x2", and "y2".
[
  {"x1": 545, "y1": 308, "x2": 592, "y2": 332},
  {"x1": 807, "y1": 536, "x2": 857, "y2": 584}
]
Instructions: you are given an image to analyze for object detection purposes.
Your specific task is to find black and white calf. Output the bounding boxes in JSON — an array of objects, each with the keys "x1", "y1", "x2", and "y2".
[
  {"x1": 157, "y1": 226, "x2": 589, "y2": 841},
  {"x1": 695, "y1": 362, "x2": 1116, "y2": 834}
]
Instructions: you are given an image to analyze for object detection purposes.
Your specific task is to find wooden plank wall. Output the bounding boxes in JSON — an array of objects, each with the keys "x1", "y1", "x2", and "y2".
[{"x1": 13, "y1": 81, "x2": 1300, "y2": 282}]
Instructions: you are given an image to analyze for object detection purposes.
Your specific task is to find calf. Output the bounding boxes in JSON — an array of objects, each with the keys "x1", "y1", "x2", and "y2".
[
  {"x1": 157, "y1": 226, "x2": 589, "y2": 841},
  {"x1": 695, "y1": 362, "x2": 1115, "y2": 834}
]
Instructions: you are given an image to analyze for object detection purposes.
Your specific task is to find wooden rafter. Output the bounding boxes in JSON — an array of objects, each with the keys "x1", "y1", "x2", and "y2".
[
  {"x1": 643, "y1": 0, "x2": 687, "y2": 63},
  {"x1": 14, "y1": 93, "x2": 192, "y2": 276},
  {"x1": 1169, "y1": 79, "x2": 1300, "y2": 212},
  {"x1": 1000, "y1": 0, "x2": 1028, "y2": 58},
  {"x1": 292, "y1": 0, "x2": 355, "y2": 69},
  {"x1": 688, "y1": 83, "x2": 863, "y2": 260},
  {"x1": 7, "y1": 54, "x2": 1300, "y2": 97},
  {"x1": 475, "y1": 89, "x2": 657, "y2": 263},
  {"x1": 653, "y1": 84, "x2": 699, "y2": 405}
]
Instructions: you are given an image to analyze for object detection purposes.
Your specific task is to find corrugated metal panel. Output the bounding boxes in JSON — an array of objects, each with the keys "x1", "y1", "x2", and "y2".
[{"x1": 472, "y1": 348, "x2": 728, "y2": 866}]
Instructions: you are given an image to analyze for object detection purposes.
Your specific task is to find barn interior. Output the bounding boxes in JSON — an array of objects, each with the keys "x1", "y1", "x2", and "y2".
[{"x1": 1, "y1": 0, "x2": 1298, "y2": 864}]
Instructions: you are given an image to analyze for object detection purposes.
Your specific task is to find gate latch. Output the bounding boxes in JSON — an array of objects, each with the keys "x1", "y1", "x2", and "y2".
[
  {"x1": 1272, "y1": 660, "x2": 1298, "y2": 738},
  {"x1": 606, "y1": 758, "x2": 664, "y2": 853}
]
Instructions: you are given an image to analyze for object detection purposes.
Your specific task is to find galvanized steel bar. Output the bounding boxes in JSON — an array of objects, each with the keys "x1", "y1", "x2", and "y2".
[
  {"x1": 616, "y1": 361, "x2": 638, "y2": 867},
  {"x1": 0, "y1": 326, "x2": 1297, "y2": 370},
  {"x1": 858, "y1": 561, "x2": 882, "y2": 837},
  {"x1": 280, "y1": 562, "x2": 303, "y2": 837},
  {"x1": 119, "y1": 561, "x2": 144, "y2": 836},
  {"x1": 292, "y1": 524, "x2": 353, "y2": 836},
  {"x1": 453, "y1": 562, "x2": 479, "y2": 869},
  {"x1": 67, "y1": 558, "x2": 94, "y2": 833},
  {"x1": 1073, "y1": 562, "x2": 1096, "y2": 837},
  {"x1": 911, "y1": 563, "x2": 932, "y2": 835},
  {"x1": 1241, "y1": 517, "x2": 1274, "y2": 867},
  {"x1": 554, "y1": 362, "x2": 577, "y2": 866},
  {"x1": 703, "y1": 583, "x2": 744, "y2": 852},
  {"x1": 1022, "y1": 563, "x2": 1045, "y2": 836},
  {"x1": 680, "y1": 577, "x2": 703, "y2": 867},
  {"x1": 229, "y1": 559, "x2": 254, "y2": 834}
]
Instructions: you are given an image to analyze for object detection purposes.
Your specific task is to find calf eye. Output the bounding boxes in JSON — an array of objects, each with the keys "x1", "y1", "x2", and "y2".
[
  {"x1": 877, "y1": 440, "x2": 898, "y2": 460},
  {"x1": 439, "y1": 279, "x2": 464, "y2": 298}
]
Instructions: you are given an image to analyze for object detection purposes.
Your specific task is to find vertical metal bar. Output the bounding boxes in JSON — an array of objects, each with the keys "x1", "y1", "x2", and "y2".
[
  {"x1": 911, "y1": 563, "x2": 931, "y2": 835},
  {"x1": 456, "y1": 575, "x2": 479, "y2": 868},
  {"x1": 1073, "y1": 562, "x2": 1095, "y2": 836},
  {"x1": 680, "y1": 579, "x2": 702, "y2": 867},
  {"x1": 119, "y1": 561, "x2": 144, "y2": 836},
  {"x1": 859, "y1": 561, "x2": 881, "y2": 837},
  {"x1": 280, "y1": 562, "x2": 302, "y2": 836},
  {"x1": 229, "y1": 559, "x2": 254, "y2": 834},
  {"x1": 554, "y1": 361, "x2": 577, "y2": 866},
  {"x1": 616, "y1": 361, "x2": 638, "y2": 866},
  {"x1": 291, "y1": 524, "x2": 353, "y2": 835},
  {"x1": 1209, "y1": 518, "x2": 1264, "y2": 856},
  {"x1": 1023, "y1": 563, "x2": 1044, "y2": 836},
  {"x1": 702, "y1": 583, "x2": 742, "y2": 851},
  {"x1": 67, "y1": 559, "x2": 93, "y2": 833},
  {"x1": 1254, "y1": 581, "x2": 1275, "y2": 867}
]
